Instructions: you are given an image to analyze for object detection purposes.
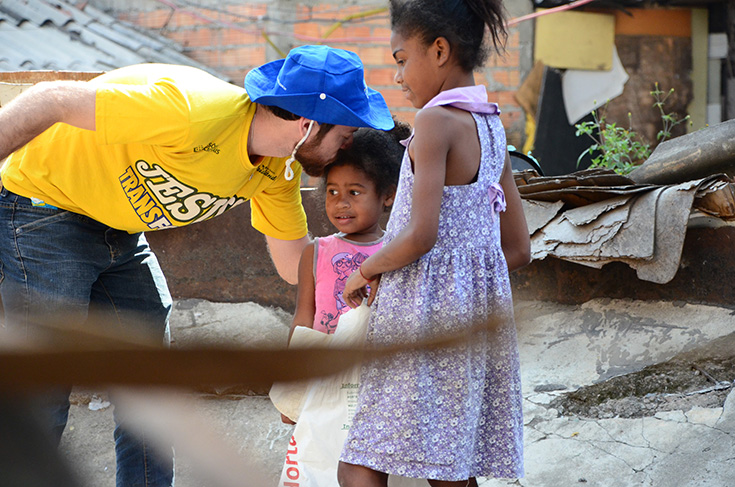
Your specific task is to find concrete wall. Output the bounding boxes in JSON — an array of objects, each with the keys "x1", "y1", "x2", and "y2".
[
  {"x1": 146, "y1": 190, "x2": 735, "y2": 313},
  {"x1": 512, "y1": 225, "x2": 735, "y2": 309}
]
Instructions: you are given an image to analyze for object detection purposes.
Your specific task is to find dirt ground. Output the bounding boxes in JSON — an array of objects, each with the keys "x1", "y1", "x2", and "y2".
[
  {"x1": 551, "y1": 333, "x2": 735, "y2": 419},
  {"x1": 44, "y1": 299, "x2": 735, "y2": 486}
]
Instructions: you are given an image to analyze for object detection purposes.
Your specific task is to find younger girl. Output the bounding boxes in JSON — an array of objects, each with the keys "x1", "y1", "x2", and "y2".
[
  {"x1": 289, "y1": 121, "x2": 410, "y2": 341},
  {"x1": 338, "y1": 1, "x2": 531, "y2": 486}
]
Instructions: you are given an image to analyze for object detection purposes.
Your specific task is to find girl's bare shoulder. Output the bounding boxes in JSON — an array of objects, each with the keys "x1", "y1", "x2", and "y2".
[
  {"x1": 414, "y1": 106, "x2": 474, "y2": 145},
  {"x1": 416, "y1": 104, "x2": 466, "y2": 131}
]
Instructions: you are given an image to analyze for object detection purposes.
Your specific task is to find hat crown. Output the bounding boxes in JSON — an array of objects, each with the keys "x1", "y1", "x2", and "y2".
[
  {"x1": 243, "y1": 45, "x2": 393, "y2": 130},
  {"x1": 276, "y1": 46, "x2": 367, "y2": 101}
]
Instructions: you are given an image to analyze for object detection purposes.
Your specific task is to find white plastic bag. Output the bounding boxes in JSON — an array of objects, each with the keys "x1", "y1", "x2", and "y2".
[
  {"x1": 269, "y1": 325, "x2": 332, "y2": 423},
  {"x1": 276, "y1": 304, "x2": 428, "y2": 487}
]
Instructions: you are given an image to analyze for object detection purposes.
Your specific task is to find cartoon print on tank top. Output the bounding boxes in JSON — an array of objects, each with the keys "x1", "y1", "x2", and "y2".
[{"x1": 320, "y1": 250, "x2": 369, "y2": 334}]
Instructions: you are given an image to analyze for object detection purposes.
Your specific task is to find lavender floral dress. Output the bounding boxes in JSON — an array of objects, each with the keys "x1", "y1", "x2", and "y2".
[{"x1": 340, "y1": 86, "x2": 524, "y2": 481}]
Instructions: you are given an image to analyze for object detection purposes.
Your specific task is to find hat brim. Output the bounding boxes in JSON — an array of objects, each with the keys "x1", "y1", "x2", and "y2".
[{"x1": 244, "y1": 59, "x2": 394, "y2": 131}]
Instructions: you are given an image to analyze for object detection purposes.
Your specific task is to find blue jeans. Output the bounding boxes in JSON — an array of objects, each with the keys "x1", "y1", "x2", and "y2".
[{"x1": 0, "y1": 187, "x2": 174, "y2": 487}]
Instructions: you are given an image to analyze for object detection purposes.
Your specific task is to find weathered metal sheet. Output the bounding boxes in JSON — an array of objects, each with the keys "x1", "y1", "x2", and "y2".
[
  {"x1": 525, "y1": 175, "x2": 733, "y2": 284},
  {"x1": 629, "y1": 119, "x2": 735, "y2": 185},
  {"x1": 521, "y1": 199, "x2": 564, "y2": 235}
]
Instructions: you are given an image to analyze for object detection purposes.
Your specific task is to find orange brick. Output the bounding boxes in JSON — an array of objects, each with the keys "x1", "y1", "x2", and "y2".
[
  {"x1": 169, "y1": 11, "x2": 201, "y2": 28},
  {"x1": 308, "y1": 6, "x2": 341, "y2": 20},
  {"x1": 185, "y1": 49, "x2": 221, "y2": 67},
  {"x1": 381, "y1": 88, "x2": 414, "y2": 109},
  {"x1": 393, "y1": 109, "x2": 417, "y2": 127},
  {"x1": 219, "y1": 27, "x2": 262, "y2": 45},
  {"x1": 326, "y1": 41, "x2": 352, "y2": 51},
  {"x1": 372, "y1": 40, "x2": 391, "y2": 53},
  {"x1": 295, "y1": 5, "x2": 313, "y2": 18},
  {"x1": 227, "y1": 4, "x2": 267, "y2": 18},
  {"x1": 307, "y1": 4, "x2": 331, "y2": 13},
  {"x1": 137, "y1": 9, "x2": 172, "y2": 29},
  {"x1": 366, "y1": 67, "x2": 397, "y2": 87},
  {"x1": 339, "y1": 25, "x2": 371, "y2": 39},
  {"x1": 220, "y1": 46, "x2": 267, "y2": 67},
  {"x1": 183, "y1": 27, "x2": 216, "y2": 48},
  {"x1": 383, "y1": 48, "x2": 398, "y2": 65},
  {"x1": 354, "y1": 46, "x2": 386, "y2": 66},
  {"x1": 341, "y1": 5, "x2": 366, "y2": 17},
  {"x1": 294, "y1": 22, "x2": 321, "y2": 40},
  {"x1": 474, "y1": 72, "x2": 489, "y2": 87},
  {"x1": 322, "y1": 25, "x2": 347, "y2": 40},
  {"x1": 490, "y1": 69, "x2": 521, "y2": 89},
  {"x1": 509, "y1": 70, "x2": 521, "y2": 87},
  {"x1": 311, "y1": 5, "x2": 363, "y2": 20},
  {"x1": 493, "y1": 90, "x2": 518, "y2": 107},
  {"x1": 486, "y1": 49, "x2": 520, "y2": 69},
  {"x1": 501, "y1": 108, "x2": 522, "y2": 126},
  {"x1": 163, "y1": 30, "x2": 189, "y2": 47},
  {"x1": 123, "y1": 12, "x2": 143, "y2": 25},
  {"x1": 506, "y1": 29, "x2": 520, "y2": 48},
  {"x1": 371, "y1": 26, "x2": 392, "y2": 39},
  {"x1": 132, "y1": 10, "x2": 151, "y2": 29},
  {"x1": 200, "y1": 8, "x2": 224, "y2": 23}
]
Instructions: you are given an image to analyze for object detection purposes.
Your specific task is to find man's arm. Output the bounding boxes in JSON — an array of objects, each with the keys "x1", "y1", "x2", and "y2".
[
  {"x1": 0, "y1": 81, "x2": 96, "y2": 161},
  {"x1": 265, "y1": 235, "x2": 311, "y2": 285}
]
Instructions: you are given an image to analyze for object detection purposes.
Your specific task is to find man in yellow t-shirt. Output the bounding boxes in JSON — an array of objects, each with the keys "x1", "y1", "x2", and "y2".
[{"x1": 0, "y1": 45, "x2": 392, "y2": 487}]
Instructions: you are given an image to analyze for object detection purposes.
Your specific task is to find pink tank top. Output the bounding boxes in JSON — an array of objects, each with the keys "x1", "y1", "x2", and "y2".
[{"x1": 312, "y1": 233, "x2": 383, "y2": 334}]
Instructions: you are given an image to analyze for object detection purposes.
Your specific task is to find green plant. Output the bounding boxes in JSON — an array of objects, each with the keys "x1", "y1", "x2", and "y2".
[
  {"x1": 575, "y1": 84, "x2": 690, "y2": 176},
  {"x1": 651, "y1": 82, "x2": 691, "y2": 143},
  {"x1": 575, "y1": 107, "x2": 651, "y2": 175}
]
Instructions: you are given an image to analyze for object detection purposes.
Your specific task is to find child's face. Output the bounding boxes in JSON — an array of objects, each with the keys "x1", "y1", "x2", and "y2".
[
  {"x1": 325, "y1": 164, "x2": 388, "y2": 238},
  {"x1": 390, "y1": 31, "x2": 439, "y2": 109}
]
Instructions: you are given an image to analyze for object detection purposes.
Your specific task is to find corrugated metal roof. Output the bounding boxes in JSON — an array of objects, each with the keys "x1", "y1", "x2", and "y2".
[{"x1": 0, "y1": 0, "x2": 230, "y2": 81}]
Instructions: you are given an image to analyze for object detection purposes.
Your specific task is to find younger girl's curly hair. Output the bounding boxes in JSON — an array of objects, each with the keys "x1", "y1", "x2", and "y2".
[{"x1": 323, "y1": 119, "x2": 412, "y2": 205}]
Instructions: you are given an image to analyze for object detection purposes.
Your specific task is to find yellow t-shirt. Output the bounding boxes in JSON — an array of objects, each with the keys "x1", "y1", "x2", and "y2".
[{"x1": 1, "y1": 64, "x2": 307, "y2": 239}]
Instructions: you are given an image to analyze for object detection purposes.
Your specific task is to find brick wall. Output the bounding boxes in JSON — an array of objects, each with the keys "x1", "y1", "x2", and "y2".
[{"x1": 113, "y1": 1, "x2": 527, "y2": 146}]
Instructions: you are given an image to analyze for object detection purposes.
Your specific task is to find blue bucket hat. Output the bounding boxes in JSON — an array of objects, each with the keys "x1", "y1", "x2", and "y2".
[{"x1": 244, "y1": 45, "x2": 394, "y2": 131}]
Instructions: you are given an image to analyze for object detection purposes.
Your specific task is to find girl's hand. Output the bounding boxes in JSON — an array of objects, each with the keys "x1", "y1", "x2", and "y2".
[
  {"x1": 365, "y1": 274, "x2": 381, "y2": 306},
  {"x1": 343, "y1": 269, "x2": 379, "y2": 308}
]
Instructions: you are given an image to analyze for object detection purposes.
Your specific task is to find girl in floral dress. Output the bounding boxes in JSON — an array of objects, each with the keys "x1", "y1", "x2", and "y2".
[{"x1": 338, "y1": 0, "x2": 530, "y2": 486}]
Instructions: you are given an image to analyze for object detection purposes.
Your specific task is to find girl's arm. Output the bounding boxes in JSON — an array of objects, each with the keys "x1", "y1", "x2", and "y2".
[
  {"x1": 287, "y1": 242, "x2": 317, "y2": 343},
  {"x1": 498, "y1": 151, "x2": 531, "y2": 272},
  {"x1": 342, "y1": 108, "x2": 449, "y2": 307},
  {"x1": 280, "y1": 242, "x2": 316, "y2": 425}
]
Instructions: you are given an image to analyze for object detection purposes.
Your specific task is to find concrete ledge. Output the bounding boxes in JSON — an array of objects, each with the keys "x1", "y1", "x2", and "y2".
[{"x1": 511, "y1": 226, "x2": 735, "y2": 307}]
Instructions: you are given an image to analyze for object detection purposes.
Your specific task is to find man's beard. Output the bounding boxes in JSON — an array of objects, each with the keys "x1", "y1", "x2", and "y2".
[{"x1": 295, "y1": 138, "x2": 334, "y2": 177}]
